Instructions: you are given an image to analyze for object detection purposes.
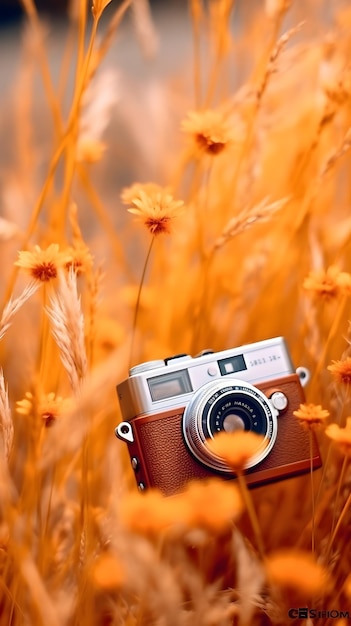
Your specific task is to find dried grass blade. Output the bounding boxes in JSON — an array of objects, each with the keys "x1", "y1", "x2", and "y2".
[
  {"x1": 46, "y1": 270, "x2": 87, "y2": 394},
  {"x1": 0, "y1": 281, "x2": 40, "y2": 341},
  {"x1": 213, "y1": 196, "x2": 289, "y2": 251},
  {"x1": 94, "y1": 0, "x2": 133, "y2": 69},
  {"x1": 20, "y1": 556, "x2": 61, "y2": 626},
  {"x1": 232, "y1": 530, "x2": 265, "y2": 626},
  {"x1": 257, "y1": 21, "x2": 305, "y2": 103},
  {"x1": 0, "y1": 370, "x2": 13, "y2": 462},
  {"x1": 40, "y1": 341, "x2": 129, "y2": 468},
  {"x1": 319, "y1": 127, "x2": 351, "y2": 179},
  {"x1": 132, "y1": 0, "x2": 159, "y2": 58}
]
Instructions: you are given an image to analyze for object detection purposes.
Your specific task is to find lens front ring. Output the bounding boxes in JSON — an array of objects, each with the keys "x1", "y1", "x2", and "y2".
[{"x1": 182, "y1": 379, "x2": 278, "y2": 473}]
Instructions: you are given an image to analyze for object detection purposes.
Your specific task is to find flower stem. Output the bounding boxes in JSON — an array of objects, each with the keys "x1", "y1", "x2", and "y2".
[
  {"x1": 309, "y1": 430, "x2": 315, "y2": 553},
  {"x1": 325, "y1": 457, "x2": 349, "y2": 563},
  {"x1": 237, "y1": 471, "x2": 265, "y2": 560},
  {"x1": 129, "y1": 236, "x2": 155, "y2": 369},
  {"x1": 330, "y1": 456, "x2": 348, "y2": 537},
  {"x1": 77, "y1": 165, "x2": 131, "y2": 277},
  {"x1": 310, "y1": 295, "x2": 347, "y2": 394},
  {"x1": 327, "y1": 491, "x2": 351, "y2": 558}
]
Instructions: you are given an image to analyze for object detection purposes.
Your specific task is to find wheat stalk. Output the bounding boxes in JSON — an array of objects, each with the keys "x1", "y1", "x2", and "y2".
[
  {"x1": 256, "y1": 21, "x2": 305, "y2": 104},
  {"x1": 212, "y1": 197, "x2": 289, "y2": 252},
  {"x1": 46, "y1": 270, "x2": 87, "y2": 394},
  {"x1": 0, "y1": 370, "x2": 13, "y2": 463},
  {"x1": 0, "y1": 281, "x2": 40, "y2": 341},
  {"x1": 319, "y1": 126, "x2": 351, "y2": 179}
]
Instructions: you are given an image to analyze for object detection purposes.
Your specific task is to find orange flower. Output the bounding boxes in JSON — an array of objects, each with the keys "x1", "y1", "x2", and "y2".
[
  {"x1": 16, "y1": 391, "x2": 72, "y2": 427},
  {"x1": 328, "y1": 357, "x2": 351, "y2": 385},
  {"x1": 91, "y1": 552, "x2": 124, "y2": 591},
  {"x1": 122, "y1": 184, "x2": 184, "y2": 236},
  {"x1": 325, "y1": 417, "x2": 351, "y2": 456},
  {"x1": 207, "y1": 431, "x2": 267, "y2": 472},
  {"x1": 303, "y1": 266, "x2": 351, "y2": 299},
  {"x1": 303, "y1": 265, "x2": 342, "y2": 299},
  {"x1": 120, "y1": 489, "x2": 184, "y2": 537},
  {"x1": 265, "y1": 550, "x2": 329, "y2": 596},
  {"x1": 120, "y1": 480, "x2": 243, "y2": 537},
  {"x1": 179, "y1": 478, "x2": 243, "y2": 533},
  {"x1": 293, "y1": 403, "x2": 330, "y2": 429},
  {"x1": 181, "y1": 109, "x2": 233, "y2": 156},
  {"x1": 15, "y1": 244, "x2": 71, "y2": 283}
]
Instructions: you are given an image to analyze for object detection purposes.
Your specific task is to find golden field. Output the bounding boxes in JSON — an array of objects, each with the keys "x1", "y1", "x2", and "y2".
[{"x1": 0, "y1": 0, "x2": 351, "y2": 624}]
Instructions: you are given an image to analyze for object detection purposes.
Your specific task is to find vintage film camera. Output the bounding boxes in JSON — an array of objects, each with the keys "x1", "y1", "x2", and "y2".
[{"x1": 115, "y1": 337, "x2": 321, "y2": 496}]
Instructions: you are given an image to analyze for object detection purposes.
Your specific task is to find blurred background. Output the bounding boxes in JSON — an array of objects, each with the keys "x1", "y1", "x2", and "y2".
[{"x1": 1, "y1": 0, "x2": 188, "y2": 25}]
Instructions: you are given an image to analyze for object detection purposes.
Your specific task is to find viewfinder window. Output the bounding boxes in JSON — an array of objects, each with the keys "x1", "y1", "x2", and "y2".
[
  {"x1": 148, "y1": 369, "x2": 193, "y2": 401},
  {"x1": 218, "y1": 354, "x2": 247, "y2": 376}
]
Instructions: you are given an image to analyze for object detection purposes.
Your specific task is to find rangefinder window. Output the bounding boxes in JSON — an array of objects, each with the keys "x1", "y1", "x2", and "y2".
[
  {"x1": 148, "y1": 369, "x2": 193, "y2": 401},
  {"x1": 218, "y1": 354, "x2": 247, "y2": 375}
]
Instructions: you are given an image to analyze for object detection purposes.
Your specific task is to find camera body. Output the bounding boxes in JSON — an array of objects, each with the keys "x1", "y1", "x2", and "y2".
[{"x1": 116, "y1": 337, "x2": 321, "y2": 496}]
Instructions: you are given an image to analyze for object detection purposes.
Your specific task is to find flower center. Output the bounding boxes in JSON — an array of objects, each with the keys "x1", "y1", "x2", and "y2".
[{"x1": 31, "y1": 262, "x2": 57, "y2": 282}]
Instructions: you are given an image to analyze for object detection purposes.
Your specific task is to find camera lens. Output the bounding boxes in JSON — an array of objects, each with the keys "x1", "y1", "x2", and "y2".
[
  {"x1": 182, "y1": 380, "x2": 277, "y2": 473},
  {"x1": 222, "y1": 413, "x2": 245, "y2": 432}
]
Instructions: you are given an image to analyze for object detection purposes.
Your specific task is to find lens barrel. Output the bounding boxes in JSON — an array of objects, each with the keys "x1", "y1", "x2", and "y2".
[{"x1": 182, "y1": 379, "x2": 277, "y2": 472}]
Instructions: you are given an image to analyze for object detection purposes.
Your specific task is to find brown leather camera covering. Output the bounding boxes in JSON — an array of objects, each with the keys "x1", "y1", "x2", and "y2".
[{"x1": 123, "y1": 374, "x2": 321, "y2": 496}]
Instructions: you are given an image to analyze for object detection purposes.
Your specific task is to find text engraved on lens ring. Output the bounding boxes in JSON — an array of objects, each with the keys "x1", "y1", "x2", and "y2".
[
  {"x1": 208, "y1": 391, "x2": 220, "y2": 405},
  {"x1": 232, "y1": 401, "x2": 254, "y2": 413}
]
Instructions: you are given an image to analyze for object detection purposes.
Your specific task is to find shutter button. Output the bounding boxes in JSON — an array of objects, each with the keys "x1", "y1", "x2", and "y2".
[{"x1": 270, "y1": 391, "x2": 288, "y2": 411}]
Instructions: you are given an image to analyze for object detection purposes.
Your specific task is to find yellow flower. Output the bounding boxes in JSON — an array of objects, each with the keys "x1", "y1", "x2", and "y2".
[
  {"x1": 15, "y1": 244, "x2": 71, "y2": 283},
  {"x1": 179, "y1": 478, "x2": 243, "y2": 533},
  {"x1": 65, "y1": 245, "x2": 94, "y2": 275},
  {"x1": 91, "y1": 552, "x2": 124, "y2": 591},
  {"x1": 328, "y1": 357, "x2": 351, "y2": 385},
  {"x1": 325, "y1": 417, "x2": 351, "y2": 456},
  {"x1": 265, "y1": 550, "x2": 329, "y2": 596},
  {"x1": 302, "y1": 265, "x2": 351, "y2": 299},
  {"x1": 293, "y1": 403, "x2": 330, "y2": 429},
  {"x1": 122, "y1": 184, "x2": 184, "y2": 236},
  {"x1": 16, "y1": 391, "x2": 71, "y2": 427},
  {"x1": 206, "y1": 431, "x2": 267, "y2": 472},
  {"x1": 181, "y1": 109, "x2": 233, "y2": 156}
]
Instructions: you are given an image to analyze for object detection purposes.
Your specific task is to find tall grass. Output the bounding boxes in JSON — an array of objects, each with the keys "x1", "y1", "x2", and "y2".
[{"x1": 0, "y1": 0, "x2": 351, "y2": 624}]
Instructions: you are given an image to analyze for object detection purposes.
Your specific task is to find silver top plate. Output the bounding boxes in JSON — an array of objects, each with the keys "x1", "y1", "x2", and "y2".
[{"x1": 117, "y1": 337, "x2": 294, "y2": 421}]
